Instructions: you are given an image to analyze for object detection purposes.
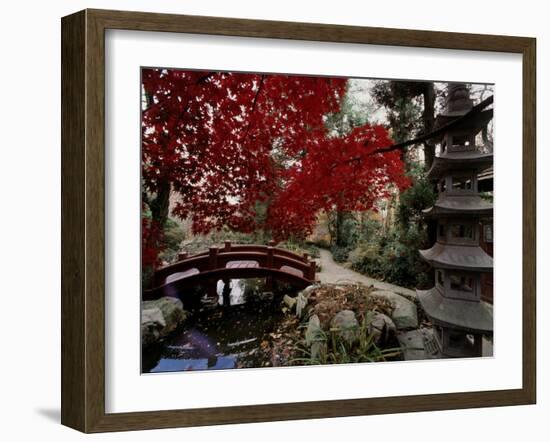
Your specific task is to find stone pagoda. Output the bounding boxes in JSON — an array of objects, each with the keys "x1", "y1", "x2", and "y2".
[{"x1": 417, "y1": 83, "x2": 493, "y2": 358}]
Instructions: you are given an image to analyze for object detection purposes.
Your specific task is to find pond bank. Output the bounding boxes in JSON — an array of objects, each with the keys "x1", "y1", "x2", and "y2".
[{"x1": 142, "y1": 278, "x2": 298, "y2": 373}]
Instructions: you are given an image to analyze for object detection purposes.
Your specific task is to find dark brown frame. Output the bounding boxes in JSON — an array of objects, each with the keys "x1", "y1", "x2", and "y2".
[{"x1": 61, "y1": 8, "x2": 536, "y2": 433}]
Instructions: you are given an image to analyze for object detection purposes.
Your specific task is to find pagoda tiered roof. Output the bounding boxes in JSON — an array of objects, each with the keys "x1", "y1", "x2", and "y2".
[
  {"x1": 419, "y1": 242, "x2": 493, "y2": 271},
  {"x1": 422, "y1": 194, "x2": 493, "y2": 217},
  {"x1": 431, "y1": 83, "x2": 493, "y2": 141},
  {"x1": 417, "y1": 286, "x2": 493, "y2": 334},
  {"x1": 433, "y1": 109, "x2": 493, "y2": 139},
  {"x1": 427, "y1": 151, "x2": 493, "y2": 179}
]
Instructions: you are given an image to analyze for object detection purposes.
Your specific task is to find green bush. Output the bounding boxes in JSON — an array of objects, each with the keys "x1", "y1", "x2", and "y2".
[
  {"x1": 277, "y1": 239, "x2": 320, "y2": 258},
  {"x1": 396, "y1": 166, "x2": 436, "y2": 228},
  {"x1": 351, "y1": 225, "x2": 430, "y2": 289},
  {"x1": 357, "y1": 217, "x2": 382, "y2": 243},
  {"x1": 349, "y1": 242, "x2": 383, "y2": 276},
  {"x1": 159, "y1": 218, "x2": 186, "y2": 263},
  {"x1": 331, "y1": 245, "x2": 351, "y2": 263},
  {"x1": 345, "y1": 165, "x2": 435, "y2": 289},
  {"x1": 292, "y1": 310, "x2": 401, "y2": 366},
  {"x1": 338, "y1": 215, "x2": 360, "y2": 249}
]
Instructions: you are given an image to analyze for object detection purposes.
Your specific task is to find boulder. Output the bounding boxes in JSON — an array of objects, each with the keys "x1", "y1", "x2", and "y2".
[
  {"x1": 305, "y1": 314, "x2": 325, "y2": 360},
  {"x1": 330, "y1": 310, "x2": 359, "y2": 344},
  {"x1": 313, "y1": 259, "x2": 322, "y2": 272},
  {"x1": 141, "y1": 307, "x2": 166, "y2": 346},
  {"x1": 283, "y1": 294, "x2": 297, "y2": 310},
  {"x1": 299, "y1": 284, "x2": 321, "y2": 299},
  {"x1": 305, "y1": 314, "x2": 323, "y2": 345},
  {"x1": 368, "y1": 313, "x2": 397, "y2": 347},
  {"x1": 295, "y1": 293, "x2": 308, "y2": 318},
  {"x1": 369, "y1": 290, "x2": 418, "y2": 330},
  {"x1": 141, "y1": 297, "x2": 187, "y2": 346}
]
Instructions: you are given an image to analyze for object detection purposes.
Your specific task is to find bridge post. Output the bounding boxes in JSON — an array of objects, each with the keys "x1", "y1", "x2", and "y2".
[
  {"x1": 207, "y1": 247, "x2": 219, "y2": 298},
  {"x1": 266, "y1": 246, "x2": 274, "y2": 290},
  {"x1": 178, "y1": 252, "x2": 188, "y2": 261},
  {"x1": 268, "y1": 240, "x2": 276, "y2": 247},
  {"x1": 309, "y1": 260, "x2": 316, "y2": 281},
  {"x1": 209, "y1": 247, "x2": 218, "y2": 269},
  {"x1": 224, "y1": 241, "x2": 231, "y2": 252},
  {"x1": 303, "y1": 252, "x2": 309, "y2": 263}
]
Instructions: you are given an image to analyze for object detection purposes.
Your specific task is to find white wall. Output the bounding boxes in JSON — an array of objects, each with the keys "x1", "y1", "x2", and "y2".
[{"x1": 0, "y1": 0, "x2": 546, "y2": 440}]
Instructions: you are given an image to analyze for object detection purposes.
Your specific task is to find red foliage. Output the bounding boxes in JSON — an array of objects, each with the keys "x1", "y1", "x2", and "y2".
[
  {"x1": 141, "y1": 69, "x2": 409, "y2": 261},
  {"x1": 142, "y1": 216, "x2": 163, "y2": 268},
  {"x1": 267, "y1": 125, "x2": 410, "y2": 240}
]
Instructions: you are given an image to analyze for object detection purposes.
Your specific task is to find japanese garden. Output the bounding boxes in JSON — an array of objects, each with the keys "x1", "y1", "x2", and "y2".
[{"x1": 140, "y1": 68, "x2": 494, "y2": 373}]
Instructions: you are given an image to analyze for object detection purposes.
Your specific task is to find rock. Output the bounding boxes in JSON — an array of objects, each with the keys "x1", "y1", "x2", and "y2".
[
  {"x1": 369, "y1": 290, "x2": 418, "y2": 330},
  {"x1": 330, "y1": 310, "x2": 359, "y2": 344},
  {"x1": 141, "y1": 308, "x2": 166, "y2": 346},
  {"x1": 310, "y1": 341, "x2": 325, "y2": 360},
  {"x1": 295, "y1": 293, "x2": 308, "y2": 318},
  {"x1": 305, "y1": 314, "x2": 322, "y2": 345},
  {"x1": 142, "y1": 307, "x2": 166, "y2": 327},
  {"x1": 283, "y1": 294, "x2": 297, "y2": 310},
  {"x1": 152, "y1": 297, "x2": 187, "y2": 335},
  {"x1": 141, "y1": 297, "x2": 187, "y2": 346},
  {"x1": 368, "y1": 313, "x2": 396, "y2": 347},
  {"x1": 305, "y1": 314, "x2": 325, "y2": 360},
  {"x1": 313, "y1": 259, "x2": 322, "y2": 272},
  {"x1": 397, "y1": 328, "x2": 440, "y2": 360},
  {"x1": 299, "y1": 284, "x2": 321, "y2": 299}
]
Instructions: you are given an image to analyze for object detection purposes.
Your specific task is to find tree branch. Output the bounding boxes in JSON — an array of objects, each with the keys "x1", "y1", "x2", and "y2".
[
  {"x1": 326, "y1": 95, "x2": 494, "y2": 172},
  {"x1": 367, "y1": 95, "x2": 494, "y2": 156},
  {"x1": 240, "y1": 74, "x2": 266, "y2": 145}
]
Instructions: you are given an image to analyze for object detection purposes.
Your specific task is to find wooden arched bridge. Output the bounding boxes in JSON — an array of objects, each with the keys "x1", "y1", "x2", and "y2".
[{"x1": 143, "y1": 241, "x2": 316, "y2": 301}]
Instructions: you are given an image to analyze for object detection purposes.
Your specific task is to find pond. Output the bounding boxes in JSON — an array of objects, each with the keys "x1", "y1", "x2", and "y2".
[{"x1": 142, "y1": 278, "x2": 295, "y2": 373}]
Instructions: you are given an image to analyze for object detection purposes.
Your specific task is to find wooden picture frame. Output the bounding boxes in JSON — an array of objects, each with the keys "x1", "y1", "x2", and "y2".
[{"x1": 61, "y1": 8, "x2": 536, "y2": 433}]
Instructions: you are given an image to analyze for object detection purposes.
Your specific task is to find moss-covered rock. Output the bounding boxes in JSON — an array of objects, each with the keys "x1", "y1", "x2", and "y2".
[
  {"x1": 330, "y1": 310, "x2": 359, "y2": 344},
  {"x1": 141, "y1": 297, "x2": 187, "y2": 346}
]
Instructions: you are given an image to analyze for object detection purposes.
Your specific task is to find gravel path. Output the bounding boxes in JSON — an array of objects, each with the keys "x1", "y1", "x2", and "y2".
[{"x1": 317, "y1": 248, "x2": 416, "y2": 299}]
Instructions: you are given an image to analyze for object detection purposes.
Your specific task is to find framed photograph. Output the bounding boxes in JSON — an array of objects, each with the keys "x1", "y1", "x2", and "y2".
[{"x1": 61, "y1": 9, "x2": 536, "y2": 433}]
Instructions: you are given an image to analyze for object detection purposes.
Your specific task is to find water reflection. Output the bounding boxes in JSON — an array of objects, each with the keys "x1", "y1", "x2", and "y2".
[
  {"x1": 218, "y1": 278, "x2": 236, "y2": 306},
  {"x1": 150, "y1": 355, "x2": 236, "y2": 372},
  {"x1": 143, "y1": 278, "x2": 290, "y2": 374}
]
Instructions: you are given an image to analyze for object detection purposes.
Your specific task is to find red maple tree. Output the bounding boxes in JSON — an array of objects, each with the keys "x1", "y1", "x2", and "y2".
[
  {"x1": 267, "y1": 125, "x2": 410, "y2": 240},
  {"x1": 141, "y1": 68, "x2": 409, "y2": 267}
]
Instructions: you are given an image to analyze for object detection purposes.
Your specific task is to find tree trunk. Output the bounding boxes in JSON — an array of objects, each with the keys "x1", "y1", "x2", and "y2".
[
  {"x1": 141, "y1": 179, "x2": 170, "y2": 288},
  {"x1": 421, "y1": 83, "x2": 437, "y2": 245},
  {"x1": 150, "y1": 179, "x2": 170, "y2": 227},
  {"x1": 335, "y1": 210, "x2": 345, "y2": 247},
  {"x1": 422, "y1": 83, "x2": 436, "y2": 170}
]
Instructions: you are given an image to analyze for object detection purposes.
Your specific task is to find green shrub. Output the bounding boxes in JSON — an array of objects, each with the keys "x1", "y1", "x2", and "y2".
[
  {"x1": 396, "y1": 167, "x2": 436, "y2": 228},
  {"x1": 331, "y1": 245, "x2": 351, "y2": 263},
  {"x1": 159, "y1": 217, "x2": 186, "y2": 263},
  {"x1": 351, "y1": 225, "x2": 430, "y2": 289},
  {"x1": 345, "y1": 165, "x2": 435, "y2": 289},
  {"x1": 292, "y1": 310, "x2": 401, "y2": 365},
  {"x1": 338, "y1": 215, "x2": 359, "y2": 249},
  {"x1": 358, "y1": 217, "x2": 383, "y2": 243},
  {"x1": 349, "y1": 242, "x2": 383, "y2": 278},
  {"x1": 277, "y1": 239, "x2": 320, "y2": 258}
]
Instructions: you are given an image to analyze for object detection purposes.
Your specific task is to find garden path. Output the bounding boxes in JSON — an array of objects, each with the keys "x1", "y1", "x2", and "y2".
[{"x1": 317, "y1": 249, "x2": 416, "y2": 299}]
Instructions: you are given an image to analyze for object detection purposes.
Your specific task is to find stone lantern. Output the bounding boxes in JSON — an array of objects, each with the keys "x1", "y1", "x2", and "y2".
[{"x1": 417, "y1": 83, "x2": 493, "y2": 358}]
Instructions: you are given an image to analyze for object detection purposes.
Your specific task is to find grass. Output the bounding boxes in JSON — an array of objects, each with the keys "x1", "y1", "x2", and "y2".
[{"x1": 292, "y1": 310, "x2": 402, "y2": 365}]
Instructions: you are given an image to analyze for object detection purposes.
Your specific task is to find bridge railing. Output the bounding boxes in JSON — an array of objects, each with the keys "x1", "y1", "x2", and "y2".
[
  {"x1": 151, "y1": 240, "x2": 316, "y2": 288},
  {"x1": 184, "y1": 240, "x2": 312, "y2": 262}
]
